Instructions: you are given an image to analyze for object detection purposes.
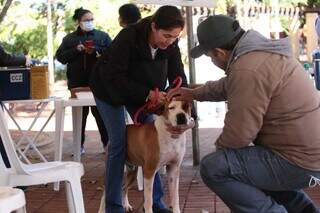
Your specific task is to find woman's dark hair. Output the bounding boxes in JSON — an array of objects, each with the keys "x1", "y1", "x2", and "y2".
[
  {"x1": 72, "y1": 7, "x2": 92, "y2": 21},
  {"x1": 119, "y1": 3, "x2": 141, "y2": 25},
  {"x1": 219, "y1": 21, "x2": 245, "y2": 51},
  {"x1": 151, "y1": 5, "x2": 184, "y2": 30}
]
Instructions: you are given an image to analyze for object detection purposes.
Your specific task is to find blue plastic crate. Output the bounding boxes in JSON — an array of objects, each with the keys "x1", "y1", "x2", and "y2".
[{"x1": 0, "y1": 67, "x2": 31, "y2": 100}]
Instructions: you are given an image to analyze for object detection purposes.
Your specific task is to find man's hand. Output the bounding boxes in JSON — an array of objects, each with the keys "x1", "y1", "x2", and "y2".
[
  {"x1": 167, "y1": 87, "x2": 195, "y2": 102},
  {"x1": 166, "y1": 118, "x2": 195, "y2": 139},
  {"x1": 189, "y1": 83, "x2": 204, "y2": 89}
]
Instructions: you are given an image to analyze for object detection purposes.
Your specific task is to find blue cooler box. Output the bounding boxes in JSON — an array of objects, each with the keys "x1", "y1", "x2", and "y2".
[{"x1": 0, "y1": 67, "x2": 31, "y2": 100}]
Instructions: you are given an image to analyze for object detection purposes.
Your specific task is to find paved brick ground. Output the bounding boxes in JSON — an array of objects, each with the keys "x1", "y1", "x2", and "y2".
[{"x1": 14, "y1": 128, "x2": 320, "y2": 213}]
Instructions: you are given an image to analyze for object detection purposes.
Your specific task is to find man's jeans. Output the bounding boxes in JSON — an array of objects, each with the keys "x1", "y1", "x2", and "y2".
[
  {"x1": 200, "y1": 146, "x2": 320, "y2": 213},
  {"x1": 95, "y1": 97, "x2": 165, "y2": 213}
]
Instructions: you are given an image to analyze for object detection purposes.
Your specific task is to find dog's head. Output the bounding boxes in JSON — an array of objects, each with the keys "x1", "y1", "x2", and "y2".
[{"x1": 155, "y1": 100, "x2": 192, "y2": 126}]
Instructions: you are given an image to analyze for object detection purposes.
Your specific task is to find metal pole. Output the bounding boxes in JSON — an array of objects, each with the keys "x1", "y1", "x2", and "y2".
[
  {"x1": 47, "y1": 0, "x2": 55, "y2": 95},
  {"x1": 185, "y1": 6, "x2": 200, "y2": 166}
]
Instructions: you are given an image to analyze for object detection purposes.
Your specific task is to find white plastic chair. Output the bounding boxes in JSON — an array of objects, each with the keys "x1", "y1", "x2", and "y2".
[
  {"x1": 0, "y1": 186, "x2": 26, "y2": 213},
  {"x1": 0, "y1": 108, "x2": 85, "y2": 213}
]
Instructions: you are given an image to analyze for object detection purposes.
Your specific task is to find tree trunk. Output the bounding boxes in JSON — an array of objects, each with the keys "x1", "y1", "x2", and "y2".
[{"x1": 0, "y1": 0, "x2": 13, "y2": 24}]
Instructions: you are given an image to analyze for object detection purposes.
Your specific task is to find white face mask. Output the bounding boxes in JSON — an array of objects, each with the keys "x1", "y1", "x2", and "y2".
[{"x1": 80, "y1": 21, "x2": 94, "y2": 32}]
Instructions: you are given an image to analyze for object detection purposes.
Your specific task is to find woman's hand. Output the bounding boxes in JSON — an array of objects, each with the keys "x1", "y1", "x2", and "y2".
[
  {"x1": 166, "y1": 118, "x2": 195, "y2": 139},
  {"x1": 70, "y1": 87, "x2": 91, "y2": 98},
  {"x1": 76, "y1": 44, "x2": 85, "y2": 52},
  {"x1": 148, "y1": 90, "x2": 166, "y2": 104}
]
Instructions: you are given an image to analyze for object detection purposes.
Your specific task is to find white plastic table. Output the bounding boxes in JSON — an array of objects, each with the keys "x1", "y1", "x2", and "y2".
[{"x1": 54, "y1": 96, "x2": 95, "y2": 163}]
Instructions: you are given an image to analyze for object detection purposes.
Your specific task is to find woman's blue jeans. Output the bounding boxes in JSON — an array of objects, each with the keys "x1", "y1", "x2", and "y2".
[
  {"x1": 95, "y1": 97, "x2": 165, "y2": 213},
  {"x1": 200, "y1": 145, "x2": 320, "y2": 213}
]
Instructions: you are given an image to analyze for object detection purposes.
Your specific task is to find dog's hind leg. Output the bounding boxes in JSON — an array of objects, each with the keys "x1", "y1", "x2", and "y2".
[
  {"x1": 167, "y1": 164, "x2": 181, "y2": 213},
  {"x1": 123, "y1": 166, "x2": 138, "y2": 212}
]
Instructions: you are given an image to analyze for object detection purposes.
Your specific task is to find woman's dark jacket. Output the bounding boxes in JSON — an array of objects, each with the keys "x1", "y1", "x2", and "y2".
[
  {"x1": 55, "y1": 27, "x2": 111, "y2": 89},
  {"x1": 0, "y1": 45, "x2": 26, "y2": 66},
  {"x1": 90, "y1": 17, "x2": 188, "y2": 107}
]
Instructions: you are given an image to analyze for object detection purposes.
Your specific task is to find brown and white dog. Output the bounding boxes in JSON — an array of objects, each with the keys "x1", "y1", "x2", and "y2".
[{"x1": 99, "y1": 100, "x2": 192, "y2": 213}]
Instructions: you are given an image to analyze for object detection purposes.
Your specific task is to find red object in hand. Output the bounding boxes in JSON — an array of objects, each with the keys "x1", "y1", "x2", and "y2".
[{"x1": 84, "y1": 40, "x2": 94, "y2": 48}]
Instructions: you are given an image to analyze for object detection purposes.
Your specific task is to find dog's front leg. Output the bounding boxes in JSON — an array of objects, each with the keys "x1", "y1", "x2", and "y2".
[
  {"x1": 167, "y1": 164, "x2": 181, "y2": 213},
  {"x1": 143, "y1": 170, "x2": 156, "y2": 213}
]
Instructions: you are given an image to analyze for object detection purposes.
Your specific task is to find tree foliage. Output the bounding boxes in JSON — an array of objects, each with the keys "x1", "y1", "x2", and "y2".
[
  {"x1": 307, "y1": 0, "x2": 320, "y2": 7},
  {"x1": 1, "y1": 25, "x2": 47, "y2": 58}
]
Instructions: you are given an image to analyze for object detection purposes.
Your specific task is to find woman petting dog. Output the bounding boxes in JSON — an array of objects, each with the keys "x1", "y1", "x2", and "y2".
[{"x1": 90, "y1": 5, "x2": 193, "y2": 213}]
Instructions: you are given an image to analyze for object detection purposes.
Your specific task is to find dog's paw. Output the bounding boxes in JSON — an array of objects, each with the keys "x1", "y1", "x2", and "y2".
[{"x1": 124, "y1": 203, "x2": 134, "y2": 212}]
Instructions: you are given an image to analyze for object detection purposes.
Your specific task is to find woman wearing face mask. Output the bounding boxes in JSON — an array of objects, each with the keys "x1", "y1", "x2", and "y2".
[{"x1": 56, "y1": 7, "x2": 111, "y2": 153}]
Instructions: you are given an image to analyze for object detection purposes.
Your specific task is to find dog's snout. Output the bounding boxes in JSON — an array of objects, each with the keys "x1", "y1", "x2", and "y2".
[{"x1": 176, "y1": 113, "x2": 187, "y2": 125}]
